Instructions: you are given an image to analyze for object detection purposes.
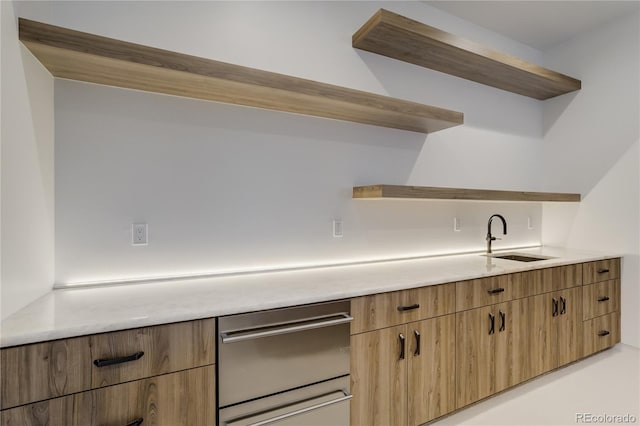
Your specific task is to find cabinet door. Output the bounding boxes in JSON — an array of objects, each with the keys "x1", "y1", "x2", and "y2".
[
  {"x1": 555, "y1": 286, "x2": 583, "y2": 366},
  {"x1": 529, "y1": 293, "x2": 556, "y2": 377},
  {"x1": 1, "y1": 366, "x2": 216, "y2": 426},
  {"x1": 495, "y1": 298, "x2": 531, "y2": 392},
  {"x1": 350, "y1": 325, "x2": 407, "y2": 426},
  {"x1": 407, "y1": 314, "x2": 455, "y2": 426},
  {"x1": 455, "y1": 306, "x2": 495, "y2": 408}
]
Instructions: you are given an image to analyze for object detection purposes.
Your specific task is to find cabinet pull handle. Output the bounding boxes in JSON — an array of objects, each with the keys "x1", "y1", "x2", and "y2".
[
  {"x1": 598, "y1": 330, "x2": 610, "y2": 337},
  {"x1": 598, "y1": 296, "x2": 610, "y2": 302},
  {"x1": 126, "y1": 418, "x2": 144, "y2": 426},
  {"x1": 397, "y1": 304, "x2": 420, "y2": 312},
  {"x1": 499, "y1": 311, "x2": 506, "y2": 332},
  {"x1": 399, "y1": 333, "x2": 406, "y2": 360},
  {"x1": 597, "y1": 268, "x2": 610, "y2": 274},
  {"x1": 413, "y1": 330, "x2": 421, "y2": 356},
  {"x1": 560, "y1": 297, "x2": 567, "y2": 315},
  {"x1": 93, "y1": 351, "x2": 144, "y2": 368},
  {"x1": 487, "y1": 288, "x2": 505, "y2": 295},
  {"x1": 552, "y1": 298, "x2": 559, "y2": 317},
  {"x1": 488, "y1": 313, "x2": 495, "y2": 335}
]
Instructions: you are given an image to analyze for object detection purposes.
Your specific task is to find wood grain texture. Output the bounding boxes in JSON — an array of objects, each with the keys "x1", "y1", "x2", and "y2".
[
  {"x1": 582, "y1": 258, "x2": 621, "y2": 285},
  {"x1": 542, "y1": 264, "x2": 583, "y2": 293},
  {"x1": 494, "y1": 299, "x2": 531, "y2": 392},
  {"x1": 0, "y1": 366, "x2": 216, "y2": 426},
  {"x1": 555, "y1": 287, "x2": 583, "y2": 367},
  {"x1": 455, "y1": 306, "x2": 495, "y2": 408},
  {"x1": 407, "y1": 315, "x2": 456, "y2": 425},
  {"x1": 456, "y1": 274, "x2": 517, "y2": 311},
  {"x1": 18, "y1": 18, "x2": 463, "y2": 135},
  {"x1": 0, "y1": 336, "x2": 92, "y2": 409},
  {"x1": 583, "y1": 312, "x2": 621, "y2": 357},
  {"x1": 529, "y1": 293, "x2": 556, "y2": 377},
  {"x1": 90, "y1": 318, "x2": 216, "y2": 388},
  {"x1": 350, "y1": 283, "x2": 455, "y2": 334},
  {"x1": 352, "y1": 9, "x2": 581, "y2": 100},
  {"x1": 583, "y1": 279, "x2": 620, "y2": 321},
  {"x1": 350, "y1": 325, "x2": 407, "y2": 426},
  {"x1": 352, "y1": 185, "x2": 581, "y2": 202}
]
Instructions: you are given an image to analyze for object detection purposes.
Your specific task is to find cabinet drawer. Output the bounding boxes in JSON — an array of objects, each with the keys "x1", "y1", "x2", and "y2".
[
  {"x1": 583, "y1": 259, "x2": 620, "y2": 285},
  {"x1": 1, "y1": 318, "x2": 216, "y2": 409},
  {"x1": 0, "y1": 365, "x2": 216, "y2": 426},
  {"x1": 456, "y1": 274, "x2": 517, "y2": 311},
  {"x1": 351, "y1": 283, "x2": 454, "y2": 334},
  {"x1": 583, "y1": 312, "x2": 620, "y2": 357},
  {"x1": 583, "y1": 280, "x2": 620, "y2": 321}
]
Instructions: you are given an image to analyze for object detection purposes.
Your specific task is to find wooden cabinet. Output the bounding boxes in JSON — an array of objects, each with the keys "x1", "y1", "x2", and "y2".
[
  {"x1": 1, "y1": 318, "x2": 216, "y2": 409},
  {"x1": 583, "y1": 279, "x2": 620, "y2": 321},
  {"x1": 455, "y1": 298, "x2": 530, "y2": 408},
  {"x1": 529, "y1": 287, "x2": 582, "y2": 376},
  {"x1": 583, "y1": 259, "x2": 620, "y2": 285},
  {"x1": 583, "y1": 312, "x2": 621, "y2": 357},
  {"x1": 351, "y1": 315, "x2": 455, "y2": 426},
  {"x1": 1, "y1": 365, "x2": 216, "y2": 426}
]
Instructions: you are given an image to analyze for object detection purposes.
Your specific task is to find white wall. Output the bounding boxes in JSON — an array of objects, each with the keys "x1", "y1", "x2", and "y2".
[
  {"x1": 541, "y1": 12, "x2": 640, "y2": 347},
  {"x1": 0, "y1": 1, "x2": 55, "y2": 318},
  {"x1": 40, "y1": 1, "x2": 547, "y2": 285}
]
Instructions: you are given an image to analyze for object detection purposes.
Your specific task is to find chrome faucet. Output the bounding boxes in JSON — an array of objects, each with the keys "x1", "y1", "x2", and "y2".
[{"x1": 486, "y1": 214, "x2": 507, "y2": 254}]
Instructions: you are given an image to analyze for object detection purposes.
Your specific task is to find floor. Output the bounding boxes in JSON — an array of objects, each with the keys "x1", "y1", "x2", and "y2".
[{"x1": 436, "y1": 344, "x2": 639, "y2": 426}]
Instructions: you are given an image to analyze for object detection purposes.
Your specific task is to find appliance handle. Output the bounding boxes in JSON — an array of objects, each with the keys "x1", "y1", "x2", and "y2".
[
  {"x1": 220, "y1": 313, "x2": 353, "y2": 343},
  {"x1": 227, "y1": 391, "x2": 352, "y2": 426}
]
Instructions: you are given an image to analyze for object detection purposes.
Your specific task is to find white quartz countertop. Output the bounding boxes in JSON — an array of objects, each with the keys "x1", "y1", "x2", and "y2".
[{"x1": 0, "y1": 246, "x2": 620, "y2": 347}]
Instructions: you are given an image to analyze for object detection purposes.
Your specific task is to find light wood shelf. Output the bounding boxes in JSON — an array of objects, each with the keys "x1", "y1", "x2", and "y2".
[
  {"x1": 19, "y1": 18, "x2": 464, "y2": 135},
  {"x1": 353, "y1": 185, "x2": 581, "y2": 202},
  {"x1": 353, "y1": 9, "x2": 581, "y2": 100}
]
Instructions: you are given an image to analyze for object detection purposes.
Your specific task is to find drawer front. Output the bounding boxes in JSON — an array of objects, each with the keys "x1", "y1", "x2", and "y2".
[
  {"x1": 583, "y1": 259, "x2": 620, "y2": 285},
  {"x1": 583, "y1": 280, "x2": 620, "y2": 321},
  {"x1": 0, "y1": 365, "x2": 216, "y2": 426},
  {"x1": 583, "y1": 312, "x2": 621, "y2": 357},
  {"x1": 456, "y1": 274, "x2": 516, "y2": 311},
  {"x1": 0, "y1": 318, "x2": 216, "y2": 409},
  {"x1": 90, "y1": 318, "x2": 216, "y2": 388},
  {"x1": 351, "y1": 283, "x2": 454, "y2": 334},
  {"x1": 0, "y1": 336, "x2": 92, "y2": 409}
]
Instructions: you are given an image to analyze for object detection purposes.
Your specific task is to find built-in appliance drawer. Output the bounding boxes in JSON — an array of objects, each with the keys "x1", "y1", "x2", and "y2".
[
  {"x1": 218, "y1": 300, "x2": 351, "y2": 408},
  {"x1": 219, "y1": 375, "x2": 350, "y2": 426}
]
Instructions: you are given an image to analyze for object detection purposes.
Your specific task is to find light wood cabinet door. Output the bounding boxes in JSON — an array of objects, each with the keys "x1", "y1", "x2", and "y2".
[
  {"x1": 494, "y1": 298, "x2": 531, "y2": 392},
  {"x1": 529, "y1": 293, "x2": 557, "y2": 377},
  {"x1": 1, "y1": 365, "x2": 216, "y2": 426},
  {"x1": 555, "y1": 287, "x2": 583, "y2": 367},
  {"x1": 455, "y1": 306, "x2": 495, "y2": 408},
  {"x1": 583, "y1": 279, "x2": 620, "y2": 320},
  {"x1": 583, "y1": 258, "x2": 620, "y2": 285},
  {"x1": 407, "y1": 315, "x2": 455, "y2": 426},
  {"x1": 455, "y1": 274, "x2": 516, "y2": 311},
  {"x1": 351, "y1": 325, "x2": 407, "y2": 426},
  {"x1": 583, "y1": 312, "x2": 621, "y2": 357}
]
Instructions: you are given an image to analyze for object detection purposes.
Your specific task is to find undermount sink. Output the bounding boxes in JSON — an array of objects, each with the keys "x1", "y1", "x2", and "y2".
[{"x1": 488, "y1": 253, "x2": 554, "y2": 262}]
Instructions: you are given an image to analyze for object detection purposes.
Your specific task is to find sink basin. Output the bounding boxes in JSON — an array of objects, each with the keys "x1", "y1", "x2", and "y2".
[{"x1": 488, "y1": 253, "x2": 554, "y2": 262}]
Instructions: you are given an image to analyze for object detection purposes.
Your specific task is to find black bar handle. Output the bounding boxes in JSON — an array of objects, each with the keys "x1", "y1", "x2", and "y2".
[
  {"x1": 413, "y1": 330, "x2": 421, "y2": 356},
  {"x1": 487, "y1": 288, "x2": 505, "y2": 295},
  {"x1": 598, "y1": 330, "x2": 610, "y2": 337},
  {"x1": 126, "y1": 418, "x2": 144, "y2": 426},
  {"x1": 399, "y1": 333, "x2": 406, "y2": 360},
  {"x1": 597, "y1": 268, "x2": 610, "y2": 274},
  {"x1": 560, "y1": 297, "x2": 567, "y2": 315},
  {"x1": 552, "y1": 298, "x2": 559, "y2": 317},
  {"x1": 397, "y1": 304, "x2": 420, "y2": 312},
  {"x1": 499, "y1": 311, "x2": 506, "y2": 332},
  {"x1": 598, "y1": 296, "x2": 610, "y2": 302},
  {"x1": 93, "y1": 351, "x2": 144, "y2": 368},
  {"x1": 488, "y1": 313, "x2": 495, "y2": 335}
]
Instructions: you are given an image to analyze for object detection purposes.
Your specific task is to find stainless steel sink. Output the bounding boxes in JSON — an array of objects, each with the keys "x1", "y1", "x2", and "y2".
[{"x1": 488, "y1": 253, "x2": 554, "y2": 262}]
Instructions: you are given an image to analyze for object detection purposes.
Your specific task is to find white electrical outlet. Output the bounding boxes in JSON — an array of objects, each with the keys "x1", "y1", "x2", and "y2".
[
  {"x1": 132, "y1": 223, "x2": 148, "y2": 245},
  {"x1": 453, "y1": 217, "x2": 461, "y2": 232},
  {"x1": 333, "y1": 220, "x2": 343, "y2": 238},
  {"x1": 527, "y1": 216, "x2": 534, "y2": 230}
]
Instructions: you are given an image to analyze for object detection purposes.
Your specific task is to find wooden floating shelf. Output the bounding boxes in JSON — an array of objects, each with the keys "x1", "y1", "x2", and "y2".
[
  {"x1": 353, "y1": 185, "x2": 581, "y2": 202},
  {"x1": 19, "y1": 18, "x2": 464, "y2": 135},
  {"x1": 353, "y1": 9, "x2": 581, "y2": 100}
]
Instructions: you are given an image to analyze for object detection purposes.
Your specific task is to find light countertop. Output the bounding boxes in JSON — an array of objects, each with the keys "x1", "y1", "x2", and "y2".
[{"x1": 0, "y1": 246, "x2": 620, "y2": 348}]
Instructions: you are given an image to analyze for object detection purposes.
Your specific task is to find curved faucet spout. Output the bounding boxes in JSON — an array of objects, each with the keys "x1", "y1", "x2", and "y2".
[{"x1": 486, "y1": 214, "x2": 508, "y2": 254}]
